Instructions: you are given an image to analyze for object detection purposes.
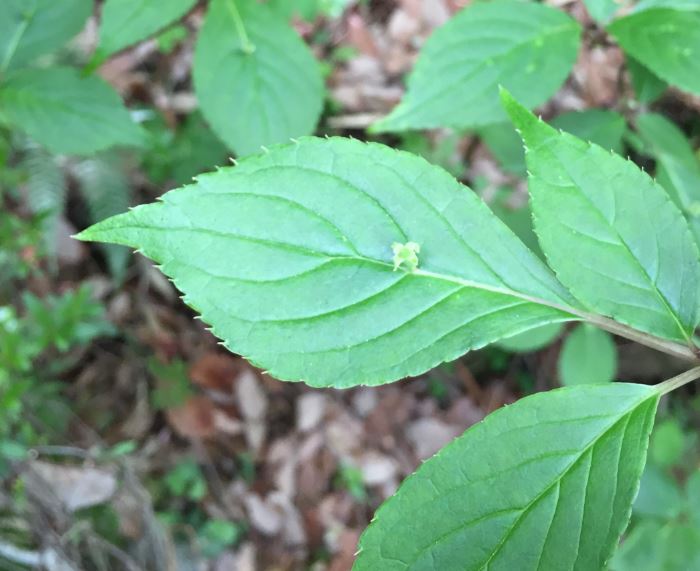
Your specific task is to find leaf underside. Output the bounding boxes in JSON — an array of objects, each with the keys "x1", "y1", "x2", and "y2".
[
  {"x1": 77, "y1": 136, "x2": 578, "y2": 388},
  {"x1": 354, "y1": 383, "x2": 659, "y2": 571},
  {"x1": 372, "y1": 0, "x2": 580, "y2": 132}
]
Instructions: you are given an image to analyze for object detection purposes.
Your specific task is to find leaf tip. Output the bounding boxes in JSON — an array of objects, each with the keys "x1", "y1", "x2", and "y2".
[{"x1": 72, "y1": 228, "x2": 92, "y2": 242}]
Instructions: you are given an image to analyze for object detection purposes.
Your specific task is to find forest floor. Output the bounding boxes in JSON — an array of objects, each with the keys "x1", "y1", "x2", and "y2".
[{"x1": 3, "y1": 1, "x2": 700, "y2": 570}]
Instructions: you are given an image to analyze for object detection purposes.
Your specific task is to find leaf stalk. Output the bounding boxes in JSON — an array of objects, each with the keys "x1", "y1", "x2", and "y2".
[
  {"x1": 656, "y1": 366, "x2": 700, "y2": 395},
  {"x1": 226, "y1": 0, "x2": 255, "y2": 54}
]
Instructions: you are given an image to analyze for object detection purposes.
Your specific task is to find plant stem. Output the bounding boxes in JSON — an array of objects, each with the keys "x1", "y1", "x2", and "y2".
[
  {"x1": 226, "y1": 0, "x2": 255, "y2": 54},
  {"x1": 0, "y1": 7, "x2": 35, "y2": 74},
  {"x1": 585, "y1": 314, "x2": 700, "y2": 364},
  {"x1": 656, "y1": 366, "x2": 700, "y2": 395}
]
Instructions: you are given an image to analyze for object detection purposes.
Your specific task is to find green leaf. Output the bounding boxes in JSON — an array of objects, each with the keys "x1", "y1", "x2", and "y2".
[
  {"x1": 635, "y1": 112, "x2": 700, "y2": 248},
  {"x1": 149, "y1": 358, "x2": 194, "y2": 410},
  {"x1": 649, "y1": 417, "x2": 685, "y2": 468},
  {"x1": 371, "y1": 0, "x2": 581, "y2": 132},
  {"x1": 634, "y1": 464, "x2": 683, "y2": 519},
  {"x1": 0, "y1": 67, "x2": 145, "y2": 155},
  {"x1": 491, "y1": 198, "x2": 543, "y2": 259},
  {"x1": 269, "y1": 0, "x2": 354, "y2": 21},
  {"x1": 558, "y1": 324, "x2": 617, "y2": 386},
  {"x1": 354, "y1": 383, "x2": 659, "y2": 570},
  {"x1": 268, "y1": 0, "x2": 320, "y2": 21},
  {"x1": 583, "y1": 0, "x2": 619, "y2": 22},
  {"x1": 635, "y1": 0, "x2": 700, "y2": 9},
  {"x1": 480, "y1": 109, "x2": 626, "y2": 177},
  {"x1": 686, "y1": 471, "x2": 700, "y2": 526},
  {"x1": 198, "y1": 520, "x2": 243, "y2": 558},
  {"x1": 141, "y1": 111, "x2": 230, "y2": 187},
  {"x1": 496, "y1": 322, "x2": 563, "y2": 353},
  {"x1": 479, "y1": 123, "x2": 527, "y2": 176},
  {"x1": 77, "y1": 136, "x2": 579, "y2": 388},
  {"x1": 97, "y1": 0, "x2": 197, "y2": 57},
  {"x1": 610, "y1": 520, "x2": 700, "y2": 571},
  {"x1": 0, "y1": 0, "x2": 92, "y2": 71},
  {"x1": 502, "y1": 89, "x2": 700, "y2": 344},
  {"x1": 626, "y1": 57, "x2": 668, "y2": 103},
  {"x1": 609, "y1": 5, "x2": 700, "y2": 95},
  {"x1": 551, "y1": 109, "x2": 627, "y2": 154},
  {"x1": 193, "y1": 0, "x2": 324, "y2": 156}
]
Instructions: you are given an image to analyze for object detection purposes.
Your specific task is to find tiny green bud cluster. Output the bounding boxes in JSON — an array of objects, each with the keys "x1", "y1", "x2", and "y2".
[{"x1": 391, "y1": 241, "x2": 421, "y2": 272}]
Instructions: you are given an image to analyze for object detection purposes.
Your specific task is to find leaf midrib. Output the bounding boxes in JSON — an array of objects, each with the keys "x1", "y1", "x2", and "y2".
[{"x1": 93, "y1": 220, "x2": 581, "y2": 322}]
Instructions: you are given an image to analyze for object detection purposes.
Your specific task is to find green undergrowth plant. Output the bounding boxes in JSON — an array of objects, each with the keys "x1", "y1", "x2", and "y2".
[
  {"x1": 0, "y1": 284, "x2": 114, "y2": 476},
  {"x1": 0, "y1": 0, "x2": 331, "y2": 278},
  {"x1": 371, "y1": 0, "x2": 700, "y2": 134},
  {"x1": 155, "y1": 459, "x2": 244, "y2": 558},
  {"x1": 1, "y1": 0, "x2": 327, "y2": 159},
  {"x1": 77, "y1": 87, "x2": 700, "y2": 568},
  {"x1": 611, "y1": 411, "x2": 700, "y2": 570}
]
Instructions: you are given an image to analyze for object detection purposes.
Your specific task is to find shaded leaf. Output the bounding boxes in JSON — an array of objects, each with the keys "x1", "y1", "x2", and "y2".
[
  {"x1": 558, "y1": 324, "x2": 617, "y2": 386},
  {"x1": 649, "y1": 417, "x2": 685, "y2": 468},
  {"x1": 479, "y1": 123, "x2": 527, "y2": 176},
  {"x1": 354, "y1": 383, "x2": 659, "y2": 570},
  {"x1": 77, "y1": 136, "x2": 578, "y2": 388},
  {"x1": 551, "y1": 109, "x2": 627, "y2": 154},
  {"x1": 97, "y1": 0, "x2": 197, "y2": 57},
  {"x1": 480, "y1": 109, "x2": 626, "y2": 176},
  {"x1": 609, "y1": 520, "x2": 700, "y2": 571},
  {"x1": 626, "y1": 57, "x2": 667, "y2": 103},
  {"x1": 634, "y1": 464, "x2": 683, "y2": 519},
  {"x1": 686, "y1": 471, "x2": 700, "y2": 526},
  {"x1": 583, "y1": 0, "x2": 620, "y2": 22},
  {"x1": 609, "y1": 5, "x2": 700, "y2": 95},
  {"x1": 496, "y1": 322, "x2": 563, "y2": 353},
  {"x1": 0, "y1": 0, "x2": 91, "y2": 71},
  {"x1": 372, "y1": 0, "x2": 580, "y2": 132},
  {"x1": 0, "y1": 67, "x2": 145, "y2": 155},
  {"x1": 635, "y1": 112, "x2": 700, "y2": 248},
  {"x1": 193, "y1": 0, "x2": 323, "y2": 156}
]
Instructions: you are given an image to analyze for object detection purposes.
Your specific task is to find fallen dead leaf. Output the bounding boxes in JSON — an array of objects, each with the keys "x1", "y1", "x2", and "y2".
[
  {"x1": 296, "y1": 392, "x2": 328, "y2": 432},
  {"x1": 28, "y1": 461, "x2": 117, "y2": 512},
  {"x1": 166, "y1": 395, "x2": 217, "y2": 439},
  {"x1": 189, "y1": 352, "x2": 241, "y2": 393},
  {"x1": 359, "y1": 451, "x2": 398, "y2": 486},
  {"x1": 236, "y1": 369, "x2": 268, "y2": 453},
  {"x1": 244, "y1": 493, "x2": 283, "y2": 536},
  {"x1": 406, "y1": 418, "x2": 461, "y2": 460},
  {"x1": 328, "y1": 529, "x2": 361, "y2": 571}
]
